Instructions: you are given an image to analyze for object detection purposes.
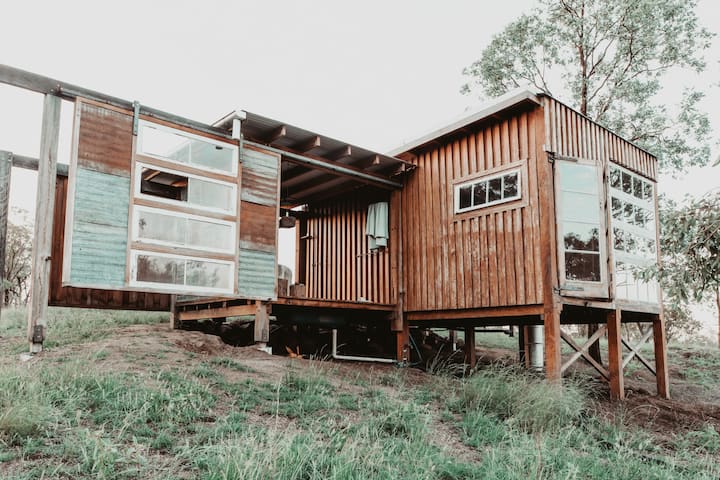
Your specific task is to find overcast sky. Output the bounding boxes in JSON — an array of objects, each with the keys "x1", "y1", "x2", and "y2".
[{"x1": 1, "y1": 0, "x2": 719, "y2": 336}]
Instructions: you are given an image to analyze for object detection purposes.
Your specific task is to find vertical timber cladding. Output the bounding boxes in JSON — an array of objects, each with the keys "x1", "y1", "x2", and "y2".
[
  {"x1": 542, "y1": 97, "x2": 657, "y2": 181},
  {"x1": 62, "y1": 99, "x2": 133, "y2": 288},
  {"x1": 238, "y1": 145, "x2": 281, "y2": 300},
  {"x1": 401, "y1": 107, "x2": 544, "y2": 311},
  {"x1": 304, "y1": 192, "x2": 391, "y2": 304}
]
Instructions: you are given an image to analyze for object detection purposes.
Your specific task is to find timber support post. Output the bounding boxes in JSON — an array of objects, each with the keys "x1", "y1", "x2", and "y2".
[
  {"x1": 653, "y1": 314, "x2": 670, "y2": 399},
  {"x1": 0, "y1": 151, "x2": 11, "y2": 317},
  {"x1": 169, "y1": 295, "x2": 180, "y2": 330},
  {"x1": 544, "y1": 304, "x2": 562, "y2": 382},
  {"x1": 254, "y1": 300, "x2": 270, "y2": 347},
  {"x1": 27, "y1": 94, "x2": 61, "y2": 354},
  {"x1": 396, "y1": 321, "x2": 410, "y2": 364},
  {"x1": 464, "y1": 326, "x2": 476, "y2": 369},
  {"x1": 607, "y1": 308, "x2": 624, "y2": 400}
]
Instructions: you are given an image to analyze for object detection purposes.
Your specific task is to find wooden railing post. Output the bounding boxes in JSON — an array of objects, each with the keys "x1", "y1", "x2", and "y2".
[
  {"x1": 0, "y1": 151, "x2": 11, "y2": 317},
  {"x1": 27, "y1": 94, "x2": 61, "y2": 353}
]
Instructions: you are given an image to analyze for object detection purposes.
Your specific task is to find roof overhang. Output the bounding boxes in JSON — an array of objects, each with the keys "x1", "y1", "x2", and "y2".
[
  {"x1": 214, "y1": 110, "x2": 414, "y2": 207},
  {"x1": 388, "y1": 89, "x2": 541, "y2": 157}
]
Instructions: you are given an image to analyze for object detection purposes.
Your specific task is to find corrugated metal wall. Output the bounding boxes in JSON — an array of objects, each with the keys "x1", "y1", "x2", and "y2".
[
  {"x1": 304, "y1": 193, "x2": 391, "y2": 304},
  {"x1": 401, "y1": 108, "x2": 545, "y2": 312},
  {"x1": 237, "y1": 145, "x2": 280, "y2": 300},
  {"x1": 542, "y1": 97, "x2": 657, "y2": 180}
]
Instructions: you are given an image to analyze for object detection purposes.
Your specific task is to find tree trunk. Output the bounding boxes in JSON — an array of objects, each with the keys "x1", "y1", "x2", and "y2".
[{"x1": 716, "y1": 287, "x2": 720, "y2": 349}]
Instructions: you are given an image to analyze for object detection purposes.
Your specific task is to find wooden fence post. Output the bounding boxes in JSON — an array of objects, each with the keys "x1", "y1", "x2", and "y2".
[
  {"x1": 0, "y1": 151, "x2": 11, "y2": 317},
  {"x1": 27, "y1": 94, "x2": 61, "y2": 353}
]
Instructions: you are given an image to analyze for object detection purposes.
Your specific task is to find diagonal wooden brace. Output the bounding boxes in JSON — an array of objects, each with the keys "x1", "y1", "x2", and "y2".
[
  {"x1": 621, "y1": 327, "x2": 656, "y2": 375},
  {"x1": 560, "y1": 327, "x2": 610, "y2": 380}
]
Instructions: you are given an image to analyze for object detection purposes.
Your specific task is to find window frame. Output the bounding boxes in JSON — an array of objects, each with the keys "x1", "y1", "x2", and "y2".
[
  {"x1": 129, "y1": 249, "x2": 236, "y2": 295},
  {"x1": 131, "y1": 204, "x2": 237, "y2": 255},
  {"x1": 136, "y1": 119, "x2": 239, "y2": 176},
  {"x1": 134, "y1": 162, "x2": 238, "y2": 216},
  {"x1": 454, "y1": 167, "x2": 522, "y2": 214}
]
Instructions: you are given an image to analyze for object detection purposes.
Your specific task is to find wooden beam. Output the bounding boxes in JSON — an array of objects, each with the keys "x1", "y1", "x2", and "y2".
[
  {"x1": 607, "y1": 308, "x2": 625, "y2": 400},
  {"x1": 264, "y1": 125, "x2": 287, "y2": 144},
  {"x1": 245, "y1": 140, "x2": 402, "y2": 190},
  {"x1": 621, "y1": 327, "x2": 655, "y2": 371},
  {"x1": 560, "y1": 327, "x2": 609, "y2": 380},
  {"x1": 0, "y1": 152, "x2": 10, "y2": 319},
  {"x1": 0, "y1": 64, "x2": 233, "y2": 142},
  {"x1": 178, "y1": 303, "x2": 257, "y2": 321},
  {"x1": 653, "y1": 314, "x2": 670, "y2": 399},
  {"x1": 406, "y1": 304, "x2": 544, "y2": 321},
  {"x1": 295, "y1": 135, "x2": 321, "y2": 153},
  {"x1": 327, "y1": 145, "x2": 352, "y2": 161},
  {"x1": 254, "y1": 300, "x2": 270, "y2": 344},
  {"x1": 396, "y1": 321, "x2": 410, "y2": 363},
  {"x1": 27, "y1": 94, "x2": 61, "y2": 353},
  {"x1": 6, "y1": 154, "x2": 69, "y2": 176},
  {"x1": 464, "y1": 326, "x2": 477, "y2": 368}
]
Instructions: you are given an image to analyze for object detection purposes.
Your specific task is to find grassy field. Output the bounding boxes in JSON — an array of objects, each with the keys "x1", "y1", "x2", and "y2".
[{"x1": 1, "y1": 308, "x2": 719, "y2": 479}]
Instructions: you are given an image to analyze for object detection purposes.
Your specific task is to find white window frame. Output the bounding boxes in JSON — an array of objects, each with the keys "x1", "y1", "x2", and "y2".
[
  {"x1": 131, "y1": 205, "x2": 237, "y2": 255},
  {"x1": 608, "y1": 163, "x2": 659, "y2": 304},
  {"x1": 137, "y1": 119, "x2": 239, "y2": 176},
  {"x1": 554, "y1": 158, "x2": 609, "y2": 298},
  {"x1": 454, "y1": 168, "x2": 522, "y2": 214},
  {"x1": 129, "y1": 249, "x2": 235, "y2": 295},
  {"x1": 134, "y1": 162, "x2": 238, "y2": 215}
]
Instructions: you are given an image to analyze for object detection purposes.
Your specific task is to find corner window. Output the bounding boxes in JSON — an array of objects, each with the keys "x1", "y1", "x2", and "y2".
[{"x1": 455, "y1": 169, "x2": 521, "y2": 213}]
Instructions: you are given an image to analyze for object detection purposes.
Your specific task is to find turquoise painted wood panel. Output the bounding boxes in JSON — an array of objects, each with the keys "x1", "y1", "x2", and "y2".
[
  {"x1": 241, "y1": 147, "x2": 278, "y2": 206},
  {"x1": 69, "y1": 168, "x2": 129, "y2": 287},
  {"x1": 237, "y1": 245, "x2": 276, "y2": 299}
]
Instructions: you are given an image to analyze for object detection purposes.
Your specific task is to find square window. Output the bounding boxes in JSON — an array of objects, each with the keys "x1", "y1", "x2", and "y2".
[
  {"x1": 488, "y1": 177, "x2": 502, "y2": 203},
  {"x1": 503, "y1": 173, "x2": 519, "y2": 198},
  {"x1": 458, "y1": 185, "x2": 472, "y2": 210},
  {"x1": 473, "y1": 182, "x2": 488, "y2": 206}
]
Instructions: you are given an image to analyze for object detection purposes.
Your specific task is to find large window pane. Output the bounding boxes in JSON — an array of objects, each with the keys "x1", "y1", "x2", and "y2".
[
  {"x1": 140, "y1": 123, "x2": 235, "y2": 174},
  {"x1": 560, "y1": 191, "x2": 600, "y2": 223},
  {"x1": 559, "y1": 163, "x2": 598, "y2": 193},
  {"x1": 563, "y1": 222, "x2": 600, "y2": 252},
  {"x1": 136, "y1": 255, "x2": 185, "y2": 285},
  {"x1": 136, "y1": 208, "x2": 234, "y2": 252},
  {"x1": 138, "y1": 166, "x2": 235, "y2": 213},
  {"x1": 186, "y1": 260, "x2": 231, "y2": 289},
  {"x1": 137, "y1": 209, "x2": 186, "y2": 245},
  {"x1": 187, "y1": 177, "x2": 235, "y2": 212},
  {"x1": 187, "y1": 218, "x2": 234, "y2": 252},
  {"x1": 565, "y1": 252, "x2": 601, "y2": 282}
]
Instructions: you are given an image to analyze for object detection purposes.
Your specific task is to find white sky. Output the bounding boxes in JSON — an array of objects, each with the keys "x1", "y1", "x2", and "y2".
[{"x1": 1, "y1": 0, "x2": 719, "y2": 337}]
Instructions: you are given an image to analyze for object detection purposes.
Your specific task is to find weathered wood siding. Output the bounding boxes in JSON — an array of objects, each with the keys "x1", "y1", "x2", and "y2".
[
  {"x1": 542, "y1": 97, "x2": 657, "y2": 180},
  {"x1": 237, "y1": 145, "x2": 280, "y2": 300},
  {"x1": 50, "y1": 176, "x2": 170, "y2": 310},
  {"x1": 304, "y1": 192, "x2": 391, "y2": 304},
  {"x1": 401, "y1": 107, "x2": 545, "y2": 312}
]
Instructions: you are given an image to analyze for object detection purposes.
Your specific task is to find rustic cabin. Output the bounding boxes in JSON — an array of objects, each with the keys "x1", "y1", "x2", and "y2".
[{"x1": 0, "y1": 65, "x2": 667, "y2": 400}]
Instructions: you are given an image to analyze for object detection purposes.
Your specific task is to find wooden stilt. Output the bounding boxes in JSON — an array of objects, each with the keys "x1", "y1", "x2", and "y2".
[
  {"x1": 587, "y1": 323, "x2": 602, "y2": 364},
  {"x1": 0, "y1": 151, "x2": 11, "y2": 317},
  {"x1": 518, "y1": 325, "x2": 528, "y2": 366},
  {"x1": 544, "y1": 304, "x2": 562, "y2": 382},
  {"x1": 169, "y1": 295, "x2": 180, "y2": 329},
  {"x1": 607, "y1": 308, "x2": 624, "y2": 400},
  {"x1": 449, "y1": 329, "x2": 457, "y2": 349},
  {"x1": 254, "y1": 300, "x2": 270, "y2": 345},
  {"x1": 464, "y1": 326, "x2": 476, "y2": 368},
  {"x1": 653, "y1": 314, "x2": 670, "y2": 399},
  {"x1": 396, "y1": 321, "x2": 410, "y2": 363},
  {"x1": 27, "y1": 95, "x2": 61, "y2": 354}
]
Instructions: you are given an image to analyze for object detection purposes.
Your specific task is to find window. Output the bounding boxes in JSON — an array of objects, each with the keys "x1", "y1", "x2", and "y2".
[
  {"x1": 137, "y1": 120, "x2": 238, "y2": 175},
  {"x1": 135, "y1": 163, "x2": 237, "y2": 215},
  {"x1": 455, "y1": 169, "x2": 521, "y2": 213},
  {"x1": 609, "y1": 164, "x2": 659, "y2": 303},
  {"x1": 131, "y1": 251, "x2": 234, "y2": 292},
  {"x1": 129, "y1": 121, "x2": 240, "y2": 295},
  {"x1": 132, "y1": 206, "x2": 236, "y2": 254},
  {"x1": 556, "y1": 162, "x2": 604, "y2": 284}
]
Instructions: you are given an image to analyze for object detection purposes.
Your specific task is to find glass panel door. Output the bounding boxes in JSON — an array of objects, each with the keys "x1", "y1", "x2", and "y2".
[{"x1": 555, "y1": 160, "x2": 609, "y2": 298}]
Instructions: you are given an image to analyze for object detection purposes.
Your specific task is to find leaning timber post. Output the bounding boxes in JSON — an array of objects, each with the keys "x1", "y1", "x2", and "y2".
[
  {"x1": 464, "y1": 326, "x2": 477, "y2": 369},
  {"x1": 606, "y1": 308, "x2": 625, "y2": 400},
  {"x1": 0, "y1": 151, "x2": 11, "y2": 317},
  {"x1": 27, "y1": 94, "x2": 61, "y2": 353},
  {"x1": 652, "y1": 313, "x2": 670, "y2": 399},
  {"x1": 253, "y1": 300, "x2": 270, "y2": 347}
]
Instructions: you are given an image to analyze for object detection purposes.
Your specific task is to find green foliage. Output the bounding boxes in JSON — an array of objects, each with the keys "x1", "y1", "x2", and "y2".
[{"x1": 462, "y1": 0, "x2": 714, "y2": 174}]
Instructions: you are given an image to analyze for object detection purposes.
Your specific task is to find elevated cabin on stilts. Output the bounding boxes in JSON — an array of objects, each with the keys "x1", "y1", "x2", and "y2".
[{"x1": 0, "y1": 65, "x2": 667, "y2": 400}]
